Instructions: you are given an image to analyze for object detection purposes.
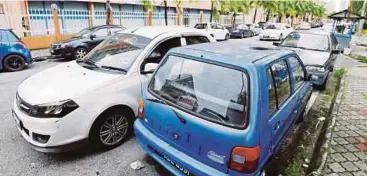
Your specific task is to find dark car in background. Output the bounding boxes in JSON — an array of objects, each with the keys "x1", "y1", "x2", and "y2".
[
  {"x1": 274, "y1": 31, "x2": 340, "y2": 89},
  {"x1": 224, "y1": 24, "x2": 254, "y2": 38},
  {"x1": 0, "y1": 29, "x2": 32, "y2": 72},
  {"x1": 49, "y1": 25, "x2": 125, "y2": 59}
]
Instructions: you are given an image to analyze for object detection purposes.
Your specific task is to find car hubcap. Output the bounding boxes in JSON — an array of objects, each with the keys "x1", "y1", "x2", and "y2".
[
  {"x1": 76, "y1": 49, "x2": 86, "y2": 59},
  {"x1": 99, "y1": 115, "x2": 128, "y2": 146},
  {"x1": 7, "y1": 57, "x2": 22, "y2": 69}
]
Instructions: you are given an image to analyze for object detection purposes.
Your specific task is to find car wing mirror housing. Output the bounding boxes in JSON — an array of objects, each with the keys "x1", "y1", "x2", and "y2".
[
  {"x1": 332, "y1": 49, "x2": 341, "y2": 54},
  {"x1": 141, "y1": 63, "x2": 159, "y2": 75},
  {"x1": 306, "y1": 73, "x2": 312, "y2": 81},
  {"x1": 273, "y1": 41, "x2": 280, "y2": 46}
]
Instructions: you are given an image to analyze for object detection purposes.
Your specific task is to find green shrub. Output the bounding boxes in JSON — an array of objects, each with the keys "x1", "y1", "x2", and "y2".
[{"x1": 333, "y1": 68, "x2": 346, "y2": 79}]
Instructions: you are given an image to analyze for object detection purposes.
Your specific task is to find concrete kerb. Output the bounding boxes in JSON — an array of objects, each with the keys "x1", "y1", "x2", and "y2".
[{"x1": 312, "y1": 75, "x2": 347, "y2": 175}]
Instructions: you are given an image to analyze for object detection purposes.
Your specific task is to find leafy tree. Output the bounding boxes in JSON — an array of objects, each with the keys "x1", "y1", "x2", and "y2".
[{"x1": 220, "y1": 0, "x2": 250, "y2": 25}]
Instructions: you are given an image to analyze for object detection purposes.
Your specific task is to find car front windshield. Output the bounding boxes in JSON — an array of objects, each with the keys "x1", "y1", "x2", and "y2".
[
  {"x1": 280, "y1": 32, "x2": 330, "y2": 52},
  {"x1": 149, "y1": 55, "x2": 249, "y2": 128},
  {"x1": 80, "y1": 33, "x2": 151, "y2": 72},
  {"x1": 266, "y1": 24, "x2": 281, "y2": 30}
]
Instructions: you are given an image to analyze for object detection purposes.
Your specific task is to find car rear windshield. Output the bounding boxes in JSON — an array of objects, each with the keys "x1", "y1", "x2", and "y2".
[
  {"x1": 280, "y1": 32, "x2": 330, "y2": 52},
  {"x1": 149, "y1": 55, "x2": 249, "y2": 128},
  {"x1": 266, "y1": 24, "x2": 281, "y2": 29},
  {"x1": 194, "y1": 23, "x2": 207, "y2": 29}
]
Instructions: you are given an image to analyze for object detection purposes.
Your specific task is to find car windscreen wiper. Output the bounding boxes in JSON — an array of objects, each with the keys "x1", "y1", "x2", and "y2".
[
  {"x1": 76, "y1": 59, "x2": 98, "y2": 68},
  {"x1": 100, "y1": 66, "x2": 127, "y2": 73},
  {"x1": 146, "y1": 98, "x2": 186, "y2": 124}
]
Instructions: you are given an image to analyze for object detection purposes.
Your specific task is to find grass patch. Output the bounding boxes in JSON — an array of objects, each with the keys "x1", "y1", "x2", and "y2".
[
  {"x1": 349, "y1": 54, "x2": 367, "y2": 64},
  {"x1": 284, "y1": 148, "x2": 304, "y2": 176},
  {"x1": 333, "y1": 68, "x2": 346, "y2": 79}
]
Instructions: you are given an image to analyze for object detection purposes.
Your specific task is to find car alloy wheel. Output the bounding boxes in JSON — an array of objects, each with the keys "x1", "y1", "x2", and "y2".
[
  {"x1": 99, "y1": 115, "x2": 128, "y2": 146},
  {"x1": 225, "y1": 34, "x2": 229, "y2": 40},
  {"x1": 74, "y1": 48, "x2": 87, "y2": 59},
  {"x1": 3, "y1": 55, "x2": 26, "y2": 72}
]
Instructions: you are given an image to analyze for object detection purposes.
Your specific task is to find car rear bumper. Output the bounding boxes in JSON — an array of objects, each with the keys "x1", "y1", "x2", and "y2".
[{"x1": 134, "y1": 119, "x2": 233, "y2": 176}]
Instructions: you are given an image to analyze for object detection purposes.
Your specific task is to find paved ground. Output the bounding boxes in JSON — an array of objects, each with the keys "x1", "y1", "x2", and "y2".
[
  {"x1": 323, "y1": 67, "x2": 367, "y2": 175},
  {"x1": 0, "y1": 33, "x2": 354, "y2": 176}
]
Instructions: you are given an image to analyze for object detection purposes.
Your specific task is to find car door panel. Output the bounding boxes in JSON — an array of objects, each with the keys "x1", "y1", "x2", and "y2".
[
  {"x1": 0, "y1": 31, "x2": 8, "y2": 69},
  {"x1": 267, "y1": 58, "x2": 295, "y2": 152}
]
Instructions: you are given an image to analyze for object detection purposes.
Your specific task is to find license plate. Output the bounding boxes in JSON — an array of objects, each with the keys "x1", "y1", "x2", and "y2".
[
  {"x1": 163, "y1": 155, "x2": 191, "y2": 176},
  {"x1": 12, "y1": 111, "x2": 21, "y2": 128},
  {"x1": 263, "y1": 35, "x2": 270, "y2": 38}
]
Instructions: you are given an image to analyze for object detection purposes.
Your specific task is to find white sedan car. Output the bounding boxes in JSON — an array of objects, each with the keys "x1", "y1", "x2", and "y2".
[
  {"x1": 194, "y1": 22, "x2": 230, "y2": 40},
  {"x1": 259, "y1": 23, "x2": 294, "y2": 41},
  {"x1": 12, "y1": 26, "x2": 215, "y2": 152}
]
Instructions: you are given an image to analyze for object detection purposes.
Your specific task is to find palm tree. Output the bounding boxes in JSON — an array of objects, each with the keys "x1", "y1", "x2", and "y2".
[
  {"x1": 221, "y1": 0, "x2": 250, "y2": 25},
  {"x1": 260, "y1": 0, "x2": 278, "y2": 22},
  {"x1": 250, "y1": 0, "x2": 262, "y2": 23},
  {"x1": 210, "y1": 0, "x2": 220, "y2": 22}
]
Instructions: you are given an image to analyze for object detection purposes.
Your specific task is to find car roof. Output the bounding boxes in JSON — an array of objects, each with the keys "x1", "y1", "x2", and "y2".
[
  {"x1": 88, "y1": 24, "x2": 123, "y2": 30},
  {"x1": 169, "y1": 41, "x2": 293, "y2": 68},
  {"x1": 122, "y1": 26, "x2": 207, "y2": 39}
]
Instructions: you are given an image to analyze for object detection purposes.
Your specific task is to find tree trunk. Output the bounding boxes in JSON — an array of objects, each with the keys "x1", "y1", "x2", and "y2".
[
  {"x1": 164, "y1": 0, "x2": 168, "y2": 25},
  {"x1": 210, "y1": 0, "x2": 213, "y2": 22},
  {"x1": 253, "y1": 7, "x2": 258, "y2": 23},
  {"x1": 233, "y1": 13, "x2": 236, "y2": 26},
  {"x1": 266, "y1": 10, "x2": 270, "y2": 22},
  {"x1": 278, "y1": 16, "x2": 281, "y2": 23}
]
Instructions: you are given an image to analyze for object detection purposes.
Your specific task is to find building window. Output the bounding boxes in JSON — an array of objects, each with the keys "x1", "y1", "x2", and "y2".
[{"x1": 0, "y1": 4, "x2": 4, "y2": 14}]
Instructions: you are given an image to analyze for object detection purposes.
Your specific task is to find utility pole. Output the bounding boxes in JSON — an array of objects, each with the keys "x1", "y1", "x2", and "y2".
[
  {"x1": 106, "y1": 0, "x2": 112, "y2": 25},
  {"x1": 358, "y1": 0, "x2": 367, "y2": 34}
]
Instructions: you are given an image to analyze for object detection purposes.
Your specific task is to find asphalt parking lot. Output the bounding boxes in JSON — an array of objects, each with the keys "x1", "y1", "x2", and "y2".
[{"x1": 0, "y1": 34, "x2": 357, "y2": 176}]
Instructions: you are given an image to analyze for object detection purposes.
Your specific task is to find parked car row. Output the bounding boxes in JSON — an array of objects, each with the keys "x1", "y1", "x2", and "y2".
[{"x1": 11, "y1": 24, "x2": 340, "y2": 175}]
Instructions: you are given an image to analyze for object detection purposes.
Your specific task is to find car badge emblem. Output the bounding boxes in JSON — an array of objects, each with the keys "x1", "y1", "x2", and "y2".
[
  {"x1": 172, "y1": 133, "x2": 179, "y2": 140},
  {"x1": 207, "y1": 151, "x2": 226, "y2": 165}
]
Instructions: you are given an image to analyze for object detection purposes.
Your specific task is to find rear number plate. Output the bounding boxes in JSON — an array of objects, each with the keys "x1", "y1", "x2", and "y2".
[{"x1": 163, "y1": 155, "x2": 191, "y2": 176}]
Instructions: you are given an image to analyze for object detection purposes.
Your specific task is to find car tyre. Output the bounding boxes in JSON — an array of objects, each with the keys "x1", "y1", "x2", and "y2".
[
  {"x1": 3, "y1": 55, "x2": 26, "y2": 72},
  {"x1": 73, "y1": 47, "x2": 88, "y2": 60},
  {"x1": 296, "y1": 108, "x2": 306, "y2": 124},
  {"x1": 89, "y1": 107, "x2": 134, "y2": 150},
  {"x1": 225, "y1": 34, "x2": 229, "y2": 40}
]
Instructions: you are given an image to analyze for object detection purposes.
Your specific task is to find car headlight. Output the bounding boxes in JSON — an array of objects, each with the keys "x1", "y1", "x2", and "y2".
[
  {"x1": 306, "y1": 66, "x2": 325, "y2": 72},
  {"x1": 31, "y1": 99, "x2": 79, "y2": 118},
  {"x1": 60, "y1": 43, "x2": 68, "y2": 48}
]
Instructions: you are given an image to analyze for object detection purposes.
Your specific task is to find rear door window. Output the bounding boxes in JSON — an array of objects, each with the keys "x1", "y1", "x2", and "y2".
[
  {"x1": 149, "y1": 55, "x2": 249, "y2": 128},
  {"x1": 185, "y1": 36, "x2": 210, "y2": 45},
  {"x1": 194, "y1": 23, "x2": 207, "y2": 29},
  {"x1": 288, "y1": 57, "x2": 305, "y2": 90},
  {"x1": 268, "y1": 59, "x2": 291, "y2": 111},
  {"x1": 110, "y1": 27, "x2": 123, "y2": 35},
  {"x1": 93, "y1": 28, "x2": 109, "y2": 37}
]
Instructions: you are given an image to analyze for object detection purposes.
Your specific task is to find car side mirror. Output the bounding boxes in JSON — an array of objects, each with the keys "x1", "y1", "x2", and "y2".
[
  {"x1": 141, "y1": 63, "x2": 159, "y2": 75},
  {"x1": 90, "y1": 34, "x2": 97, "y2": 39},
  {"x1": 305, "y1": 73, "x2": 312, "y2": 81},
  {"x1": 332, "y1": 49, "x2": 341, "y2": 54},
  {"x1": 273, "y1": 41, "x2": 280, "y2": 46}
]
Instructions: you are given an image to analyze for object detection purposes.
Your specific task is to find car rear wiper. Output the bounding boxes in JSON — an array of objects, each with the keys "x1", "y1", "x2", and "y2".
[
  {"x1": 100, "y1": 66, "x2": 127, "y2": 73},
  {"x1": 146, "y1": 98, "x2": 186, "y2": 124}
]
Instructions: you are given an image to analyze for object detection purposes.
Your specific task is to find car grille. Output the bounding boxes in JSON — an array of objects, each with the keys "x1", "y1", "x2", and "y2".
[{"x1": 16, "y1": 94, "x2": 35, "y2": 115}]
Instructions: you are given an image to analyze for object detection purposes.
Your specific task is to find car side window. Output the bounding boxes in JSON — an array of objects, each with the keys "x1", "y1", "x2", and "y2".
[
  {"x1": 288, "y1": 57, "x2": 305, "y2": 90},
  {"x1": 267, "y1": 68, "x2": 277, "y2": 116},
  {"x1": 269, "y1": 59, "x2": 291, "y2": 109},
  {"x1": 210, "y1": 24, "x2": 216, "y2": 29},
  {"x1": 217, "y1": 24, "x2": 224, "y2": 29},
  {"x1": 145, "y1": 37, "x2": 182, "y2": 64},
  {"x1": 185, "y1": 36, "x2": 210, "y2": 45},
  {"x1": 93, "y1": 28, "x2": 109, "y2": 37},
  {"x1": 110, "y1": 27, "x2": 123, "y2": 35}
]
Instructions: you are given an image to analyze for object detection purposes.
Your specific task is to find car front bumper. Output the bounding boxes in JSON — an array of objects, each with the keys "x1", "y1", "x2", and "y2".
[
  {"x1": 309, "y1": 71, "x2": 329, "y2": 86},
  {"x1": 49, "y1": 47, "x2": 73, "y2": 57},
  {"x1": 12, "y1": 100, "x2": 91, "y2": 152}
]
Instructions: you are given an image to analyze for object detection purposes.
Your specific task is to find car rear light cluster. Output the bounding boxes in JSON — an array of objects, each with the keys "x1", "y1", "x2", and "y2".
[
  {"x1": 138, "y1": 98, "x2": 144, "y2": 118},
  {"x1": 229, "y1": 146, "x2": 260, "y2": 173}
]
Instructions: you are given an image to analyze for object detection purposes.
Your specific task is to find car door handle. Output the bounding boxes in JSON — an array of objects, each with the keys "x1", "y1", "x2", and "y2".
[{"x1": 274, "y1": 122, "x2": 281, "y2": 131}]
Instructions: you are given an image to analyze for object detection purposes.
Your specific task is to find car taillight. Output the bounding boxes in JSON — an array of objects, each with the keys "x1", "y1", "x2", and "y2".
[
  {"x1": 138, "y1": 98, "x2": 144, "y2": 118},
  {"x1": 229, "y1": 146, "x2": 260, "y2": 173}
]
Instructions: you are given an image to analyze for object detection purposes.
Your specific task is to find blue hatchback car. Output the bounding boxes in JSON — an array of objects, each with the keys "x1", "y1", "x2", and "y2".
[
  {"x1": 0, "y1": 29, "x2": 32, "y2": 72},
  {"x1": 134, "y1": 42, "x2": 312, "y2": 176}
]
